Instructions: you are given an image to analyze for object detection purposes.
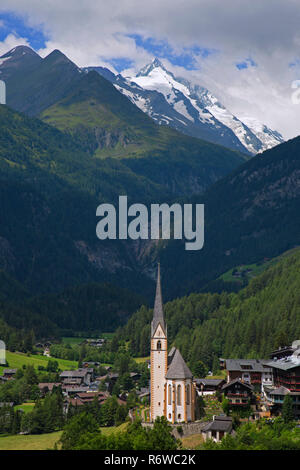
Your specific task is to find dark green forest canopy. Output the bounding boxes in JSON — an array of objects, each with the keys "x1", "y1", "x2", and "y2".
[{"x1": 116, "y1": 248, "x2": 300, "y2": 369}]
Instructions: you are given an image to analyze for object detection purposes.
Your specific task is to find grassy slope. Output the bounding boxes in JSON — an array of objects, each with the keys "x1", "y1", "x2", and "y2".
[
  {"x1": 0, "y1": 351, "x2": 77, "y2": 375},
  {"x1": 40, "y1": 71, "x2": 247, "y2": 167},
  {"x1": 218, "y1": 246, "x2": 300, "y2": 286},
  {"x1": 0, "y1": 431, "x2": 62, "y2": 450},
  {"x1": 0, "y1": 423, "x2": 129, "y2": 450},
  {"x1": 14, "y1": 403, "x2": 35, "y2": 414}
]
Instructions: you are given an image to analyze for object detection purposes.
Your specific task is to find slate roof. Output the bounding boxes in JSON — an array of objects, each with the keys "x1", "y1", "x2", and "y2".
[
  {"x1": 222, "y1": 379, "x2": 254, "y2": 391},
  {"x1": 151, "y1": 263, "x2": 166, "y2": 336},
  {"x1": 166, "y1": 348, "x2": 193, "y2": 380},
  {"x1": 60, "y1": 370, "x2": 87, "y2": 378},
  {"x1": 195, "y1": 378, "x2": 224, "y2": 387},
  {"x1": 3, "y1": 369, "x2": 17, "y2": 375},
  {"x1": 225, "y1": 359, "x2": 271, "y2": 373},
  {"x1": 202, "y1": 416, "x2": 232, "y2": 433},
  {"x1": 265, "y1": 357, "x2": 300, "y2": 371}
]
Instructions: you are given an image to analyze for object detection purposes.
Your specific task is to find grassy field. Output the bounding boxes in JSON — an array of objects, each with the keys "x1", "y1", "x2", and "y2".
[
  {"x1": 99, "y1": 422, "x2": 128, "y2": 436},
  {"x1": 0, "y1": 351, "x2": 78, "y2": 375},
  {"x1": 14, "y1": 403, "x2": 35, "y2": 414},
  {"x1": 181, "y1": 433, "x2": 204, "y2": 450},
  {"x1": 205, "y1": 370, "x2": 226, "y2": 380},
  {"x1": 219, "y1": 246, "x2": 300, "y2": 286},
  {"x1": 134, "y1": 356, "x2": 150, "y2": 364},
  {"x1": 62, "y1": 337, "x2": 86, "y2": 345},
  {"x1": 0, "y1": 423, "x2": 129, "y2": 450},
  {"x1": 0, "y1": 431, "x2": 62, "y2": 450}
]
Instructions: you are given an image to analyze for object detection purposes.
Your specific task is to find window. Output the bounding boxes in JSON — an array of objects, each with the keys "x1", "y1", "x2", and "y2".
[
  {"x1": 178, "y1": 414, "x2": 181, "y2": 420},
  {"x1": 177, "y1": 384, "x2": 182, "y2": 406},
  {"x1": 186, "y1": 384, "x2": 190, "y2": 405},
  {"x1": 157, "y1": 340, "x2": 161, "y2": 350},
  {"x1": 168, "y1": 384, "x2": 172, "y2": 405},
  {"x1": 168, "y1": 413, "x2": 171, "y2": 419}
]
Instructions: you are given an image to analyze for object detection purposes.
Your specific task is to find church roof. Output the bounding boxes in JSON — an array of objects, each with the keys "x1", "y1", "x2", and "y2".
[
  {"x1": 151, "y1": 263, "x2": 166, "y2": 336},
  {"x1": 166, "y1": 348, "x2": 193, "y2": 380}
]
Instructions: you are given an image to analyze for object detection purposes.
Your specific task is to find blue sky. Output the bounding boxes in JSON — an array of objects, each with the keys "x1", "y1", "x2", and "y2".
[
  {"x1": 0, "y1": 10, "x2": 224, "y2": 74},
  {"x1": 0, "y1": 11, "x2": 47, "y2": 50}
]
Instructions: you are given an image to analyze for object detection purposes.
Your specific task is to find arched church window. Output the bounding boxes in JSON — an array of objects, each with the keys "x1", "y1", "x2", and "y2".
[
  {"x1": 168, "y1": 384, "x2": 172, "y2": 405},
  {"x1": 177, "y1": 384, "x2": 182, "y2": 405},
  {"x1": 186, "y1": 384, "x2": 190, "y2": 405},
  {"x1": 157, "y1": 340, "x2": 161, "y2": 350}
]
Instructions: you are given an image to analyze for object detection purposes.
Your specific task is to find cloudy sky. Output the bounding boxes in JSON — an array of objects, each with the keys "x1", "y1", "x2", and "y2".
[{"x1": 0, "y1": 0, "x2": 300, "y2": 138}]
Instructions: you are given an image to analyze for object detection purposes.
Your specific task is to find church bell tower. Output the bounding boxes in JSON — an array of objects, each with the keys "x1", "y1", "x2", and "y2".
[{"x1": 150, "y1": 263, "x2": 168, "y2": 422}]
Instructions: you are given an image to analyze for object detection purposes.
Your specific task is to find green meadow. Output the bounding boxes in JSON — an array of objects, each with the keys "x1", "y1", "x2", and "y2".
[{"x1": 0, "y1": 351, "x2": 78, "y2": 375}]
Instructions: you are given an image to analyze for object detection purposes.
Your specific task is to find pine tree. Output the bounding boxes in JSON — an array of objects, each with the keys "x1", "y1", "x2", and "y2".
[{"x1": 282, "y1": 394, "x2": 294, "y2": 423}]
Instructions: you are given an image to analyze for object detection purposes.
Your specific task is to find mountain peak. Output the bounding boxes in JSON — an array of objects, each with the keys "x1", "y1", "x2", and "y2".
[
  {"x1": 43, "y1": 49, "x2": 77, "y2": 68},
  {"x1": 136, "y1": 57, "x2": 168, "y2": 77},
  {"x1": 0, "y1": 45, "x2": 40, "y2": 60}
]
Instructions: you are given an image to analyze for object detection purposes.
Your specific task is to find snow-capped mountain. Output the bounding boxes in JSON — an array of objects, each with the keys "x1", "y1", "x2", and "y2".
[{"x1": 87, "y1": 58, "x2": 284, "y2": 155}]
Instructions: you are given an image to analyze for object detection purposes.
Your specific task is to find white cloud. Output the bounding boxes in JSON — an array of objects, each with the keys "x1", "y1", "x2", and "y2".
[
  {"x1": 0, "y1": 33, "x2": 31, "y2": 56},
  {"x1": 0, "y1": 1, "x2": 300, "y2": 137}
]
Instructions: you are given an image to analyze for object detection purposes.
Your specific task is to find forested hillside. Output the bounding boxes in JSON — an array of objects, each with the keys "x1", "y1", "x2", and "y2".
[
  {"x1": 159, "y1": 135, "x2": 300, "y2": 298},
  {"x1": 116, "y1": 248, "x2": 300, "y2": 371}
]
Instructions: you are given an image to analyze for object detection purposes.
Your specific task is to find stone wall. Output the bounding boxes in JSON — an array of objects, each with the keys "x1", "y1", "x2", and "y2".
[{"x1": 142, "y1": 420, "x2": 207, "y2": 439}]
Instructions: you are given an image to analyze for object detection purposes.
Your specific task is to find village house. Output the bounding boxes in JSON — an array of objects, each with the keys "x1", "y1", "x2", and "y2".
[
  {"x1": 38, "y1": 382, "x2": 60, "y2": 396},
  {"x1": 202, "y1": 415, "x2": 233, "y2": 442},
  {"x1": 222, "y1": 359, "x2": 273, "y2": 391},
  {"x1": 222, "y1": 379, "x2": 254, "y2": 406},
  {"x1": 263, "y1": 341, "x2": 300, "y2": 418},
  {"x1": 195, "y1": 378, "x2": 225, "y2": 395},
  {"x1": 2, "y1": 369, "x2": 17, "y2": 380},
  {"x1": 60, "y1": 368, "x2": 94, "y2": 386},
  {"x1": 82, "y1": 361, "x2": 100, "y2": 368}
]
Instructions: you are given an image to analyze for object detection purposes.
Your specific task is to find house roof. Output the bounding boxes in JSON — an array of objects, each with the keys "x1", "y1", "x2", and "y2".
[
  {"x1": 222, "y1": 379, "x2": 254, "y2": 391},
  {"x1": 60, "y1": 370, "x2": 87, "y2": 378},
  {"x1": 195, "y1": 378, "x2": 224, "y2": 387},
  {"x1": 225, "y1": 359, "x2": 271, "y2": 373},
  {"x1": 38, "y1": 382, "x2": 60, "y2": 390},
  {"x1": 166, "y1": 348, "x2": 193, "y2": 380},
  {"x1": 3, "y1": 369, "x2": 17, "y2": 374},
  {"x1": 265, "y1": 358, "x2": 300, "y2": 371},
  {"x1": 151, "y1": 263, "x2": 166, "y2": 336},
  {"x1": 202, "y1": 416, "x2": 232, "y2": 433}
]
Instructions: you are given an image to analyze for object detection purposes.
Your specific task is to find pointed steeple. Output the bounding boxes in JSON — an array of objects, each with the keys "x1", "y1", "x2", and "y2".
[{"x1": 151, "y1": 263, "x2": 166, "y2": 336}]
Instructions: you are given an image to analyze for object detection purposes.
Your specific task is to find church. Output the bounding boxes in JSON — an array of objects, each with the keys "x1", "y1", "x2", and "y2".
[{"x1": 150, "y1": 264, "x2": 196, "y2": 423}]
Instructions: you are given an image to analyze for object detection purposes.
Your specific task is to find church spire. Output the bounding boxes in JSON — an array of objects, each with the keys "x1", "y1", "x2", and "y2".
[{"x1": 151, "y1": 263, "x2": 166, "y2": 336}]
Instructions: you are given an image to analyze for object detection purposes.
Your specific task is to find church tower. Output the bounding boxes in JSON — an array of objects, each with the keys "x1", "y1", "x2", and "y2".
[{"x1": 150, "y1": 263, "x2": 168, "y2": 422}]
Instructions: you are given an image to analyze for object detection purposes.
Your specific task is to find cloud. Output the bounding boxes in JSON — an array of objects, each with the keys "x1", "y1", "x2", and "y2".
[
  {"x1": 0, "y1": 1, "x2": 299, "y2": 137},
  {"x1": 0, "y1": 32, "x2": 31, "y2": 56}
]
